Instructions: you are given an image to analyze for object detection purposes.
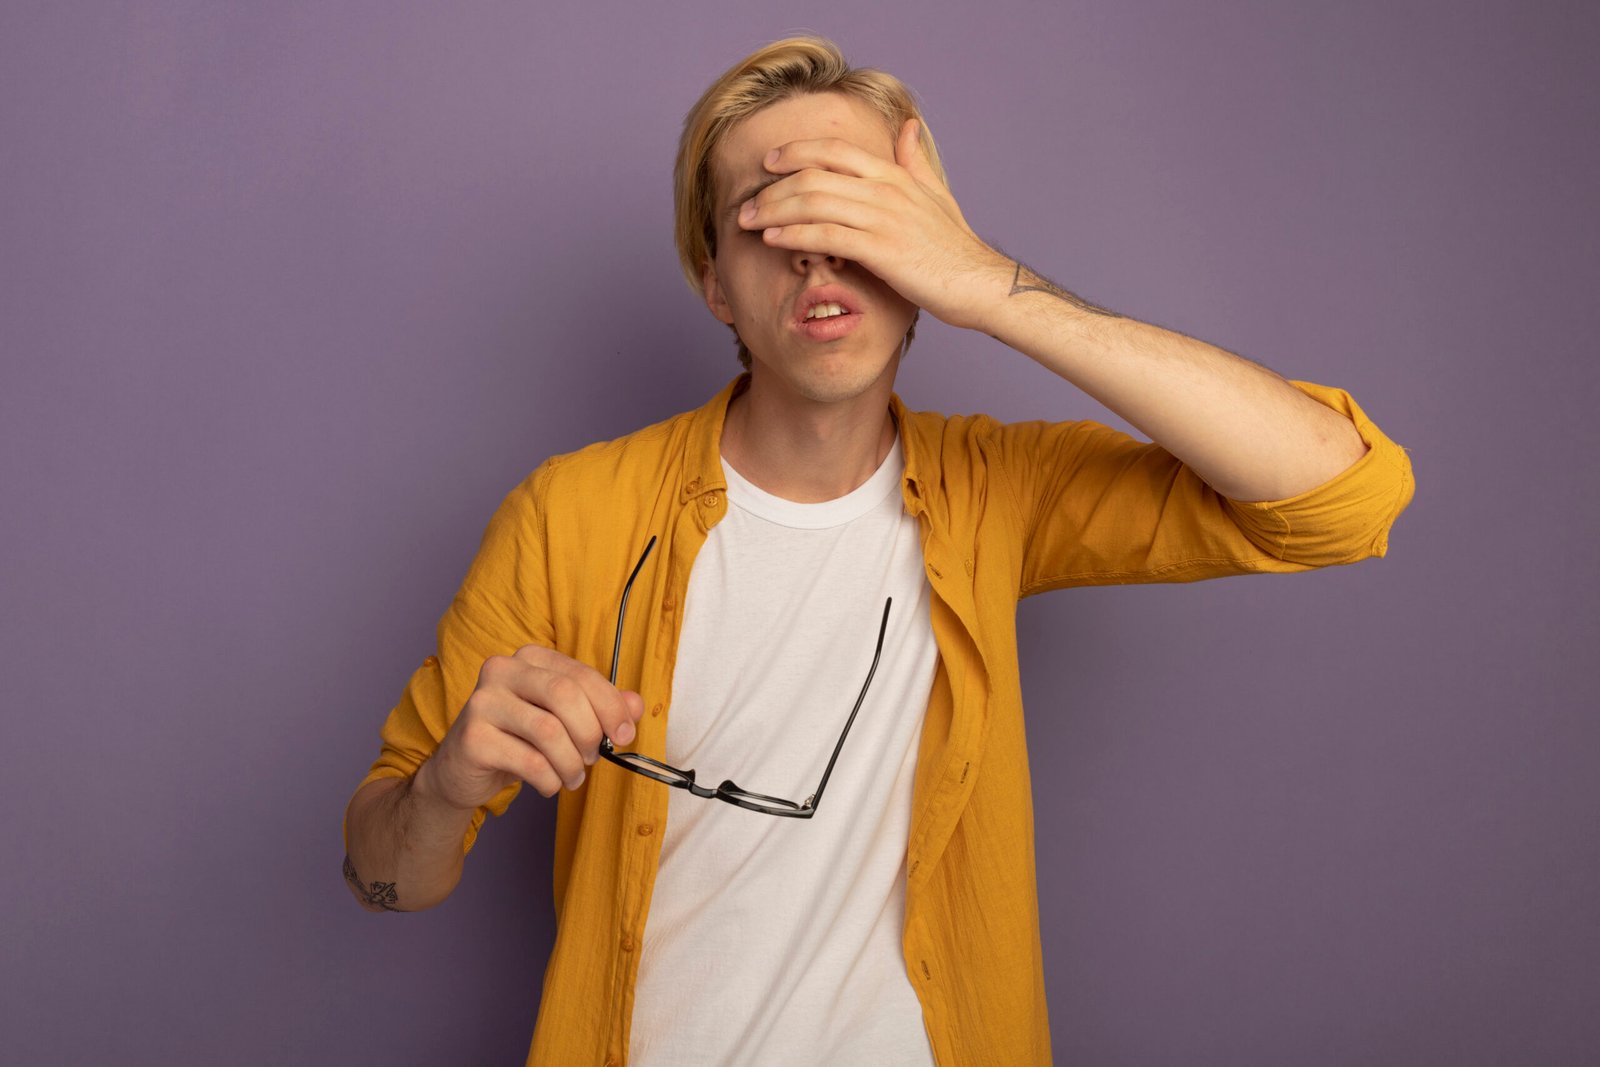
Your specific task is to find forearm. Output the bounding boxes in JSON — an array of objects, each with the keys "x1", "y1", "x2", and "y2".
[
  {"x1": 976, "y1": 258, "x2": 1369, "y2": 503},
  {"x1": 342, "y1": 765, "x2": 475, "y2": 913}
]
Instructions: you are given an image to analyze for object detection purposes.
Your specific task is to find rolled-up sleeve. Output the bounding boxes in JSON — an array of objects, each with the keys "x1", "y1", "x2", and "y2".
[
  {"x1": 343, "y1": 461, "x2": 558, "y2": 855},
  {"x1": 1221, "y1": 380, "x2": 1415, "y2": 564},
  {"x1": 995, "y1": 379, "x2": 1415, "y2": 595}
]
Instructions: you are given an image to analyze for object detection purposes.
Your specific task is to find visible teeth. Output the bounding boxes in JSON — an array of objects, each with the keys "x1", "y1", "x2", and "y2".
[{"x1": 804, "y1": 302, "x2": 847, "y2": 320}]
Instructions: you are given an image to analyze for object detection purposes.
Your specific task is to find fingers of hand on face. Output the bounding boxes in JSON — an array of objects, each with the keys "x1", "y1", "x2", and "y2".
[
  {"x1": 754, "y1": 189, "x2": 881, "y2": 235},
  {"x1": 459, "y1": 648, "x2": 646, "y2": 798},
  {"x1": 770, "y1": 136, "x2": 884, "y2": 182}
]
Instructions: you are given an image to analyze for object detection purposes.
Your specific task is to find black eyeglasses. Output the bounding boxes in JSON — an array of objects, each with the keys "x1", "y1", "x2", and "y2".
[{"x1": 597, "y1": 535, "x2": 892, "y2": 818}]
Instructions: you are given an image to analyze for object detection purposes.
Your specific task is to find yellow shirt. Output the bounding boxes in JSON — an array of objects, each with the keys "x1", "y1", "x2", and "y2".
[{"x1": 347, "y1": 373, "x2": 1415, "y2": 1066}]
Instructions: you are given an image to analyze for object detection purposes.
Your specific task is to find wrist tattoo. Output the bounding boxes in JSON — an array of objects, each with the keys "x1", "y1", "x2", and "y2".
[
  {"x1": 344, "y1": 854, "x2": 400, "y2": 911},
  {"x1": 1007, "y1": 259, "x2": 1120, "y2": 318}
]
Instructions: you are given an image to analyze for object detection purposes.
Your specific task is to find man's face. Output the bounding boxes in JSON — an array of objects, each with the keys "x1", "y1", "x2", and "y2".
[{"x1": 702, "y1": 92, "x2": 919, "y2": 405}]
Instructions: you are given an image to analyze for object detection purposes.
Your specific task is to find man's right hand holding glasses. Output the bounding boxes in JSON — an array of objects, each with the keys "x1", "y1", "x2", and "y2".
[
  {"x1": 416, "y1": 645, "x2": 648, "y2": 812},
  {"x1": 343, "y1": 643, "x2": 643, "y2": 913}
]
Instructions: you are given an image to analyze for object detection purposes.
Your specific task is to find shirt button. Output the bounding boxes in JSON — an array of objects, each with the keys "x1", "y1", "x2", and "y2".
[
  {"x1": 686, "y1": 477, "x2": 702, "y2": 493},
  {"x1": 701, "y1": 492, "x2": 718, "y2": 508},
  {"x1": 620, "y1": 933, "x2": 636, "y2": 952},
  {"x1": 422, "y1": 655, "x2": 438, "y2": 668},
  {"x1": 650, "y1": 703, "x2": 663, "y2": 717},
  {"x1": 605, "y1": 1057, "x2": 618, "y2": 1067},
  {"x1": 964, "y1": 558, "x2": 975, "y2": 576},
  {"x1": 637, "y1": 822, "x2": 653, "y2": 836},
  {"x1": 661, "y1": 597, "x2": 675, "y2": 612}
]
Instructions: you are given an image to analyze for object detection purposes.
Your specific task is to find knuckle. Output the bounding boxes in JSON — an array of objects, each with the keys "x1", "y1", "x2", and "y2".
[
  {"x1": 530, "y1": 711, "x2": 568, "y2": 748},
  {"x1": 544, "y1": 672, "x2": 581, "y2": 706},
  {"x1": 458, "y1": 689, "x2": 492, "y2": 723},
  {"x1": 524, "y1": 755, "x2": 557, "y2": 796},
  {"x1": 459, "y1": 717, "x2": 500, "y2": 760},
  {"x1": 574, "y1": 718, "x2": 603, "y2": 753},
  {"x1": 457, "y1": 713, "x2": 488, "y2": 743},
  {"x1": 477, "y1": 655, "x2": 508, "y2": 683}
]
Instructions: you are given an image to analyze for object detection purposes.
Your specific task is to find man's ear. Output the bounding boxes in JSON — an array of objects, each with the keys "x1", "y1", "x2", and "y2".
[{"x1": 700, "y1": 256, "x2": 734, "y2": 326}]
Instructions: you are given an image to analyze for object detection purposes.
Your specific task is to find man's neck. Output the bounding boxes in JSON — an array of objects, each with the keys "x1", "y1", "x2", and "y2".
[{"x1": 720, "y1": 371, "x2": 899, "y2": 504}]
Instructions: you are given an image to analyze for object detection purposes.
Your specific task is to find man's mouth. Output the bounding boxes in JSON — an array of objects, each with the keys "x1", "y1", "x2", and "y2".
[
  {"x1": 791, "y1": 284, "x2": 861, "y2": 326},
  {"x1": 803, "y1": 302, "x2": 851, "y2": 322}
]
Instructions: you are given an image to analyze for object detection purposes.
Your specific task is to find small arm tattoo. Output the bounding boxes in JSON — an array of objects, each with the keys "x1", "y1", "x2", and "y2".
[
  {"x1": 1007, "y1": 260, "x2": 1121, "y2": 318},
  {"x1": 344, "y1": 853, "x2": 400, "y2": 911}
]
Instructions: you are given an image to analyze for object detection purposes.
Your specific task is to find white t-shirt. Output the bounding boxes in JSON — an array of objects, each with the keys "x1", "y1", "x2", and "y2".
[{"x1": 629, "y1": 438, "x2": 939, "y2": 1067}]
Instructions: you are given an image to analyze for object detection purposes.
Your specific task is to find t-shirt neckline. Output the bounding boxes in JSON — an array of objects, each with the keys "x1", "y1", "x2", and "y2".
[{"x1": 720, "y1": 438, "x2": 904, "y2": 530}]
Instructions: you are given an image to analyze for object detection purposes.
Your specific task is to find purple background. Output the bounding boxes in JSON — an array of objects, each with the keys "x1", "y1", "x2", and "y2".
[{"x1": 3, "y1": 2, "x2": 1596, "y2": 1064}]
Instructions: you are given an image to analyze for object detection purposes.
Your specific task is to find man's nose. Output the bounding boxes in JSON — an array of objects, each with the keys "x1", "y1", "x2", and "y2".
[{"x1": 791, "y1": 247, "x2": 846, "y2": 272}]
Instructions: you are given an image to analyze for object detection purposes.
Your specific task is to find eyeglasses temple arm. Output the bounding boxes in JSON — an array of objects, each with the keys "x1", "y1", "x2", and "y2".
[
  {"x1": 804, "y1": 596, "x2": 892, "y2": 813},
  {"x1": 610, "y1": 535, "x2": 657, "y2": 688}
]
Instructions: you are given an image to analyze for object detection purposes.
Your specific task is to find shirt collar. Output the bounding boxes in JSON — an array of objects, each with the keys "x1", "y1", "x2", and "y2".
[
  {"x1": 680, "y1": 374, "x2": 741, "y2": 503},
  {"x1": 889, "y1": 390, "x2": 930, "y2": 510}
]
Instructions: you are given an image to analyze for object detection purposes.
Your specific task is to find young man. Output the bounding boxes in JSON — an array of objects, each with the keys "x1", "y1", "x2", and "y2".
[{"x1": 343, "y1": 37, "x2": 1414, "y2": 1066}]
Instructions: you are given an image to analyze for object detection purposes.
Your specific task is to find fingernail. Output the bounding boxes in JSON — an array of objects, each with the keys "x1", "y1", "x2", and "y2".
[
  {"x1": 616, "y1": 722, "x2": 635, "y2": 745},
  {"x1": 739, "y1": 200, "x2": 755, "y2": 223},
  {"x1": 569, "y1": 771, "x2": 585, "y2": 790},
  {"x1": 765, "y1": 148, "x2": 779, "y2": 166}
]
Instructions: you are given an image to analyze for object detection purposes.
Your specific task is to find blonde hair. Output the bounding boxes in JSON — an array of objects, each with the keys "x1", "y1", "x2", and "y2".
[{"x1": 673, "y1": 36, "x2": 947, "y2": 368}]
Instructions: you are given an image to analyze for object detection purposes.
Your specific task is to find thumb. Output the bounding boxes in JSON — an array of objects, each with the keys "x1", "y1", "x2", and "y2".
[
  {"x1": 897, "y1": 118, "x2": 942, "y2": 191},
  {"x1": 896, "y1": 118, "x2": 923, "y2": 173}
]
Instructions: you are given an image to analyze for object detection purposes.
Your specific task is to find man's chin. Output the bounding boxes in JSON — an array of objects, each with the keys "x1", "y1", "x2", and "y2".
[
  {"x1": 758, "y1": 352, "x2": 896, "y2": 406},
  {"x1": 745, "y1": 331, "x2": 902, "y2": 399}
]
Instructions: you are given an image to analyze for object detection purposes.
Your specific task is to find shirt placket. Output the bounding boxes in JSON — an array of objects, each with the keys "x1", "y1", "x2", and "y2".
[
  {"x1": 900, "y1": 492, "x2": 993, "y2": 1061},
  {"x1": 608, "y1": 479, "x2": 725, "y2": 1063}
]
